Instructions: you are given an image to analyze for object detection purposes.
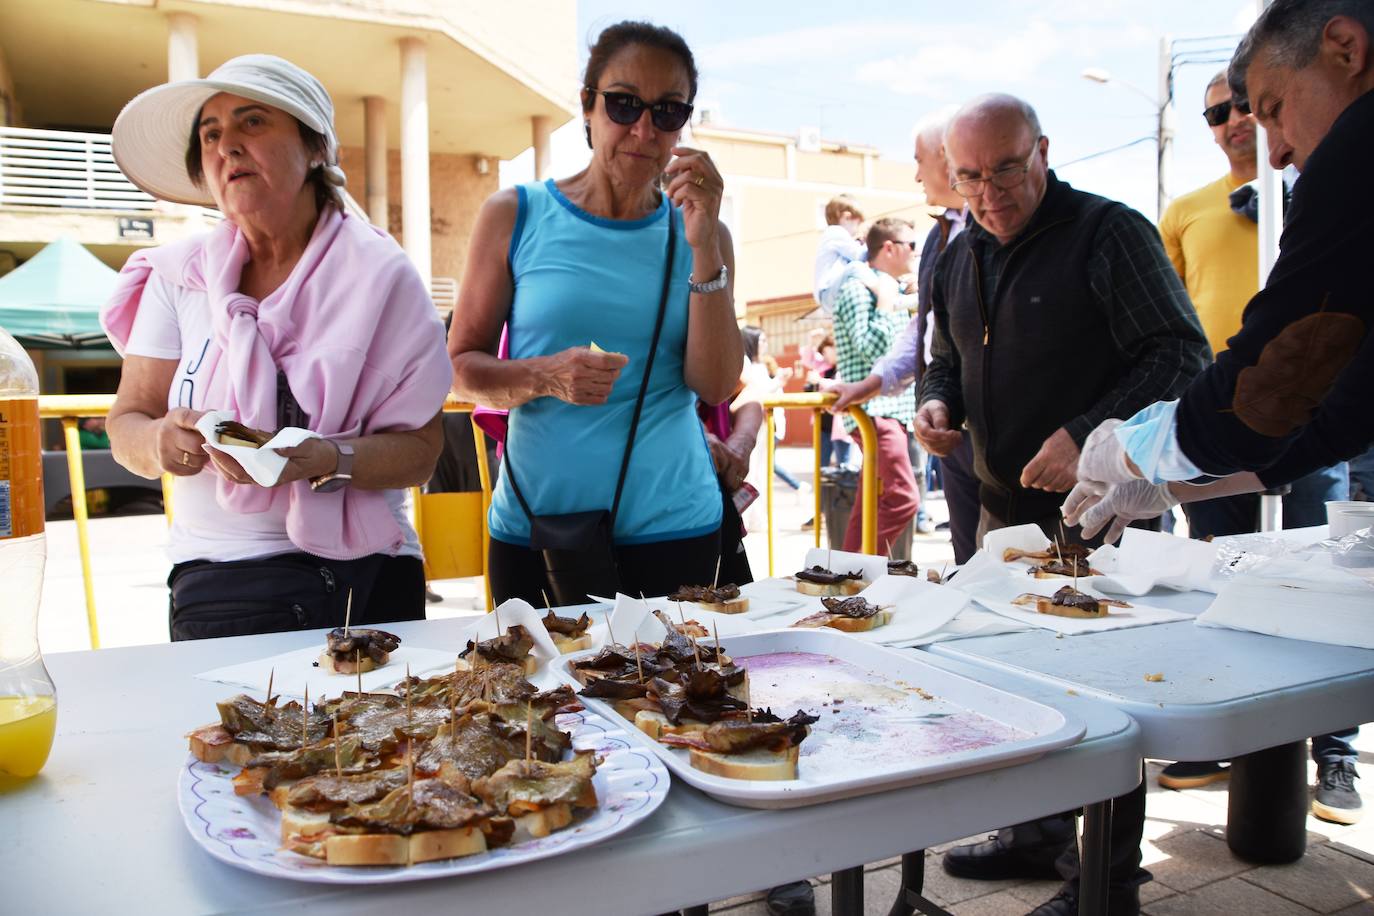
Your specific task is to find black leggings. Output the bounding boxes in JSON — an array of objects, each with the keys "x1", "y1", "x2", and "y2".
[{"x1": 488, "y1": 528, "x2": 722, "y2": 606}]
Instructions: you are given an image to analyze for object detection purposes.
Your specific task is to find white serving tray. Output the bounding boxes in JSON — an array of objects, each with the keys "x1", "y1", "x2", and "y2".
[{"x1": 554, "y1": 629, "x2": 1085, "y2": 809}]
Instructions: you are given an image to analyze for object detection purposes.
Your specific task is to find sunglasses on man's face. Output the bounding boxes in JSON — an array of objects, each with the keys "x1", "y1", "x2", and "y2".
[
  {"x1": 1203, "y1": 98, "x2": 1251, "y2": 127},
  {"x1": 589, "y1": 89, "x2": 693, "y2": 132}
]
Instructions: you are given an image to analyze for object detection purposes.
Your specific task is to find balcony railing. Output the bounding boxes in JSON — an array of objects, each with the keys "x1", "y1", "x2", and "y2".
[{"x1": 0, "y1": 126, "x2": 155, "y2": 211}]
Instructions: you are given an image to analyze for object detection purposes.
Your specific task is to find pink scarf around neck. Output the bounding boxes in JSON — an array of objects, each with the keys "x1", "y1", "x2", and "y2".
[{"x1": 101, "y1": 207, "x2": 453, "y2": 560}]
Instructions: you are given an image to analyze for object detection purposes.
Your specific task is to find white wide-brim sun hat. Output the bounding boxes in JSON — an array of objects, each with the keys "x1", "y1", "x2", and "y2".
[{"x1": 112, "y1": 53, "x2": 345, "y2": 208}]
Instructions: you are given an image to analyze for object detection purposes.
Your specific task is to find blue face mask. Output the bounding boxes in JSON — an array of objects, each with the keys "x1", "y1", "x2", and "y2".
[{"x1": 1115, "y1": 400, "x2": 1204, "y2": 484}]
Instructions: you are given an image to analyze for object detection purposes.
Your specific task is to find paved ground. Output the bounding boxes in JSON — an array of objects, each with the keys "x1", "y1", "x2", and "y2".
[{"x1": 33, "y1": 447, "x2": 1373, "y2": 914}]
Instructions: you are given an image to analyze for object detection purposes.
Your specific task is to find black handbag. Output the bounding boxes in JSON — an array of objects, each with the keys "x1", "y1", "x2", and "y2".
[
  {"x1": 505, "y1": 212, "x2": 677, "y2": 606},
  {"x1": 168, "y1": 554, "x2": 344, "y2": 641}
]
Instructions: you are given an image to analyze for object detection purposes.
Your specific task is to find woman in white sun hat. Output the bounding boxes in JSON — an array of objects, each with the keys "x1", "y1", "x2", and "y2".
[{"x1": 100, "y1": 54, "x2": 452, "y2": 641}]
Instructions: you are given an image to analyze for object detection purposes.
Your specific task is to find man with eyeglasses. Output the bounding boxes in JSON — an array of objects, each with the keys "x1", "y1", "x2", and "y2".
[
  {"x1": 1152, "y1": 69, "x2": 1362, "y2": 818},
  {"x1": 830, "y1": 217, "x2": 922, "y2": 554},
  {"x1": 920, "y1": 94, "x2": 1210, "y2": 916}
]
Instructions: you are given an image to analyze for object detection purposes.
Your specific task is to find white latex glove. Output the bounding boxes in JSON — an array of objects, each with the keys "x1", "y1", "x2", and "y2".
[
  {"x1": 1077, "y1": 479, "x2": 1180, "y2": 545},
  {"x1": 1061, "y1": 480, "x2": 1108, "y2": 527},
  {"x1": 1075, "y1": 418, "x2": 1140, "y2": 488}
]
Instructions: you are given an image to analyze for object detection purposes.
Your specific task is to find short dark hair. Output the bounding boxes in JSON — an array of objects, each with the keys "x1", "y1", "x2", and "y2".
[
  {"x1": 581, "y1": 20, "x2": 699, "y2": 112},
  {"x1": 866, "y1": 218, "x2": 913, "y2": 261},
  {"x1": 185, "y1": 109, "x2": 331, "y2": 210},
  {"x1": 740, "y1": 325, "x2": 763, "y2": 363},
  {"x1": 1229, "y1": 0, "x2": 1374, "y2": 104}
]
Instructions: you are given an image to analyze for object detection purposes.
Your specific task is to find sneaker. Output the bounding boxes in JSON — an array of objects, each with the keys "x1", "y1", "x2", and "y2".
[
  {"x1": 1313, "y1": 760, "x2": 1363, "y2": 824},
  {"x1": 800, "y1": 517, "x2": 815, "y2": 531},
  {"x1": 1157, "y1": 760, "x2": 1229, "y2": 789},
  {"x1": 916, "y1": 518, "x2": 936, "y2": 534},
  {"x1": 764, "y1": 880, "x2": 815, "y2": 916}
]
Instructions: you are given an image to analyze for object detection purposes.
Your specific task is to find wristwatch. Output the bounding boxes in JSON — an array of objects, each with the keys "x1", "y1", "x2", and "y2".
[
  {"x1": 310, "y1": 440, "x2": 354, "y2": 493},
  {"x1": 688, "y1": 263, "x2": 729, "y2": 294}
]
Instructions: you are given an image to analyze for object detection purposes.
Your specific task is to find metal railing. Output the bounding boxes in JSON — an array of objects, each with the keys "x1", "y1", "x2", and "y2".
[
  {"x1": 38, "y1": 392, "x2": 876, "y2": 648},
  {"x1": 759, "y1": 392, "x2": 878, "y2": 573},
  {"x1": 0, "y1": 127, "x2": 155, "y2": 211}
]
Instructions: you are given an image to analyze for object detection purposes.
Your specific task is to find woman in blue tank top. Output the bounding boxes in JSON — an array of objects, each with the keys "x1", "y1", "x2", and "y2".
[{"x1": 449, "y1": 21, "x2": 744, "y2": 606}]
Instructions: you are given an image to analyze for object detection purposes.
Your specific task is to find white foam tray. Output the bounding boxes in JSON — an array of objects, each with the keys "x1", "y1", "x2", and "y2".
[{"x1": 553, "y1": 628, "x2": 1085, "y2": 809}]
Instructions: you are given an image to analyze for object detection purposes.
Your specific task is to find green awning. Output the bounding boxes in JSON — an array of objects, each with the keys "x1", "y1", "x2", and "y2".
[{"x1": 0, "y1": 237, "x2": 116, "y2": 349}]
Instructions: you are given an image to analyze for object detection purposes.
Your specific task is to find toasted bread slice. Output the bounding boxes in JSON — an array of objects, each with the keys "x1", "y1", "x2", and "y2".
[
  {"x1": 823, "y1": 608, "x2": 893, "y2": 632},
  {"x1": 1034, "y1": 597, "x2": 1107, "y2": 619},
  {"x1": 318, "y1": 651, "x2": 383, "y2": 675},
  {"x1": 552, "y1": 633, "x2": 594, "y2": 655},
  {"x1": 513, "y1": 802, "x2": 574, "y2": 840},
  {"x1": 688, "y1": 743, "x2": 800, "y2": 781},
  {"x1": 470, "y1": 653, "x2": 539, "y2": 676},
  {"x1": 692, "y1": 597, "x2": 750, "y2": 615},
  {"x1": 187, "y1": 724, "x2": 255, "y2": 766},
  {"x1": 796, "y1": 578, "x2": 865, "y2": 597},
  {"x1": 633, "y1": 710, "x2": 713, "y2": 741}
]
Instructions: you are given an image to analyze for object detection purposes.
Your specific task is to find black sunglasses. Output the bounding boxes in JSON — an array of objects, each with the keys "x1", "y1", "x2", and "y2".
[
  {"x1": 1203, "y1": 98, "x2": 1251, "y2": 127},
  {"x1": 588, "y1": 89, "x2": 693, "y2": 132}
]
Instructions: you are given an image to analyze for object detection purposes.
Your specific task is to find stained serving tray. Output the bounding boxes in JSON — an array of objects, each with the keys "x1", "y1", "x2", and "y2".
[{"x1": 554, "y1": 628, "x2": 1085, "y2": 809}]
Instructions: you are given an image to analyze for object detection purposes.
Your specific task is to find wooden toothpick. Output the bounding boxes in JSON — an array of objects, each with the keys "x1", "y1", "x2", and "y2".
[
  {"x1": 301, "y1": 684, "x2": 309, "y2": 748},
  {"x1": 1072, "y1": 556, "x2": 1079, "y2": 591},
  {"x1": 633, "y1": 640, "x2": 644, "y2": 683},
  {"x1": 745, "y1": 681, "x2": 753, "y2": 723},
  {"x1": 355, "y1": 650, "x2": 363, "y2": 697},
  {"x1": 940, "y1": 563, "x2": 948, "y2": 584},
  {"x1": 343, "y1": 588, "x2": 353, "y2": 638},
  {"x1": 405, "y1": 662, "x2": 413, "y2": 727},
  {"x1": 333, "y1": 711, "x2": 342, "y2": 777},
  {"x1": 450, "y1": 656, "x2": 460, "y2": 750},
  {"x1": 265, "y1": 667, "x2": 275, "y2": 709},
  {"x1": 493, "y1": 602, "x2": 502, "y2": 635},
  {"x1": 885, "y1": 539, "x2": 893, "y2": 561},
  {"x1": 712, "y1": 554, "x2": 722, "y2": 590},
  {"x1": 604, "y1": 610, "x2": 617, "y2": 648},
  {"x1": 405, "y1": 741, "x2": 414, "y2": 810},
  {"x1": 1053, "y1": 537, "x2": 1063, "y2": 565},
  {"x1": 712, "y1": 620, "x2": 722, "y2": 666},
  {"x1": 691, "y1": 635, "x2": 702, "y2": 670},
  {"x1": 541, "y1": 589, "x2": 553, "y2": 613},
  {"x1": 525, "y1": 704, "x2": 534, "y2": 762}
]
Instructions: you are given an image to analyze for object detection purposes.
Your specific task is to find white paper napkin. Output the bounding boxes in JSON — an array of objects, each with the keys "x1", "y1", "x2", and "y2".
[
  {"x1": 1197, "y1": 558, "x2": 1374, "y2": 649},
  {"x1": 194, "y1": 410, "x2": 321, "y2": 487},
  {"x1": 1087, "y1": 528, "x2": 1221, "y2": 595},
  {"x1": 980, "y1": 523, "x2": 1052, "y2": 560},
  {"x1": 961, "y1": 573, "x2": 1191, "y2": 635},
  {"x1": 457, "y1": 598, "x2": 561, "y2": 665},
  {"x1": 195, "y1": 644, "x2": 462, "y2": 698},
  {"x1": 844, "y1": 575, "x2": 969, "y2": 644}
]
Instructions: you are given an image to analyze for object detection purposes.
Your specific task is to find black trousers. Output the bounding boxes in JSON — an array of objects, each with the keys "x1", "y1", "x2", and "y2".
[
  {"x1": 168, "y1": 552, "x2": 425, "y2": 641},
  {"x1": 941, "y1": 436, "x2": 981, "y2": 564},
  {"x1": 488, "y1": 527, "x2": 723, "y2": 606}
]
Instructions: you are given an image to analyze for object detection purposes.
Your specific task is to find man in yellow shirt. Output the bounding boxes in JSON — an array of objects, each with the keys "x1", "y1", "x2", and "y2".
[{"x1": 1154, "y1": 71, "x2": 1359, "y2": 824}]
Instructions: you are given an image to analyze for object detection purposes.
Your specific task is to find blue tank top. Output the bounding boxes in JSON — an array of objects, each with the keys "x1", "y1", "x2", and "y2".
[{"x1": 488, "y1": 179, "x2": 722, "y2": 546}]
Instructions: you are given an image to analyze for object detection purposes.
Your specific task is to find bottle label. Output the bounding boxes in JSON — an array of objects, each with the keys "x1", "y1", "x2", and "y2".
[{"x1": 0, "y1": 397, "x2": 44, "y2": 539}]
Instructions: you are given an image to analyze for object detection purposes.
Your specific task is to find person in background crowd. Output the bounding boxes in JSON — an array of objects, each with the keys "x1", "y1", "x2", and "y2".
[
  {"x1": 831, "y1": 218, "x2": 922, "y2": 554},
  {"x1": 1069, "y1": 0, "x2": 1374, "y2": 829},
  {"x1": 813, "y1": 194, "x2": 866, "y2": 313},
  {"x1": 101, "y1": 55, "x2": 452, "y2": 641},
  {"x1": 1153, "y1": 67, "x2": 1361, "y2": 819},
  {"x1": 449, "y1": 21, "x2": 742, "y2": 607},
  {"x1": 921, "y1": 93, "x2": 1210, "y2": 916},
  {"x1": 699, "y1": 360, "x2": 763, "y2": 586},
  {"x1": 830, "y1": 106, "x2": 978, "y2": 559},
  {"x1": 78, "y1": 416, "x2": 111, "y2": 450}
]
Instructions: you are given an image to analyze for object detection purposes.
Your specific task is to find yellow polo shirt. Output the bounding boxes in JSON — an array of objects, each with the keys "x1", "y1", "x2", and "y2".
[{"x1": 1158, "y1": 173, "x2": 1257, "y2": 355}]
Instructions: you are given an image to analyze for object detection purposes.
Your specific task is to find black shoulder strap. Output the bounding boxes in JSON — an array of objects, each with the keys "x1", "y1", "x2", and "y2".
[{"x1": 506, "y1": 208, "x2": 678, "y2": 527}]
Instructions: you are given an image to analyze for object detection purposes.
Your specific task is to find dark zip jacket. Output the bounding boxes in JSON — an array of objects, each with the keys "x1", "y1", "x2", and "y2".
[
  {"x1": 920, "y1": 171, "x2": 1210, "y2": 523},
  {"x1": 1176, "y1": 89, "x2": 1374, "y2": 487}
]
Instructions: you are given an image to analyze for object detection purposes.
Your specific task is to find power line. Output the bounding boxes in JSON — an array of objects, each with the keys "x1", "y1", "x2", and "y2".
[{"x1": 1053, "y1": 135, "x2": 1156, "y2": 170}]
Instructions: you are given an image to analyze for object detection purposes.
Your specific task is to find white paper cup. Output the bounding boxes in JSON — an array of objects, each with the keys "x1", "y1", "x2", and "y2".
[{"x1": 1329, "y1": 505, "x2": 1374, "y2": 538}]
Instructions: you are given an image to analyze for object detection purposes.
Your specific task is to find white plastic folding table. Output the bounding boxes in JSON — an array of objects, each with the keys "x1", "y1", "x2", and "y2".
[{"x1": 1, "y1": 615, "x2": 1145, "y2": 916}]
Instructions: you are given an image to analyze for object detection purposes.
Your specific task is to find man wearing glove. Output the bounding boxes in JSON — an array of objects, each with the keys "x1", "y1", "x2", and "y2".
[{"x1": 1068, "y1": 0, "x2": 1374, "y2": 831}]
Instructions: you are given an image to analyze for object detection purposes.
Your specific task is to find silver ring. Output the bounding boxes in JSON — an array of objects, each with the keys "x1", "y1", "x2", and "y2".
[
  {"x1": 694, "y1": 175, "x2": 705, "y2": 188},
  {"x1": 182, "y1": 450, "x2": 192, "y2": 467}
]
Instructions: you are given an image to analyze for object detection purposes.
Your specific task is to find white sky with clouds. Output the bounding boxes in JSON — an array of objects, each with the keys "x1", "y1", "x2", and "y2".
[{"x1": 503, "y1": 1, "x2": 1263, "y2": 222}]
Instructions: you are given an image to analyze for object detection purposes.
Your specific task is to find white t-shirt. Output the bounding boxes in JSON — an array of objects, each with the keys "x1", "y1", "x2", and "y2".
[{"x1": 124, "y1": 274, "x2": 422, "y2": 564}]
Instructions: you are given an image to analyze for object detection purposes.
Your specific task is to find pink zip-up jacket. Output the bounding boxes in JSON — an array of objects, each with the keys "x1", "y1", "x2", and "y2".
[{"x1": 101, "y1": 206, "x2": 453, "y2": 560}]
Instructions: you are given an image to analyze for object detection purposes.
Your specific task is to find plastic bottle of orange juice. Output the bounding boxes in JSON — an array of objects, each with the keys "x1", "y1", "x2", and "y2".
[{"x1": 0, "y1": 325, "x2": 57, "y2": 780}]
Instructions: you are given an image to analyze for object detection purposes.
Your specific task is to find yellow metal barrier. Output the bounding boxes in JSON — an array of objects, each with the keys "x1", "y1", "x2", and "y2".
[
  {"x1": 757, "y1": 391, "x2": 879, "y2": 574},
  {"x1": 39, "y1": 391, "x2": 873, "y2": 642}
]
